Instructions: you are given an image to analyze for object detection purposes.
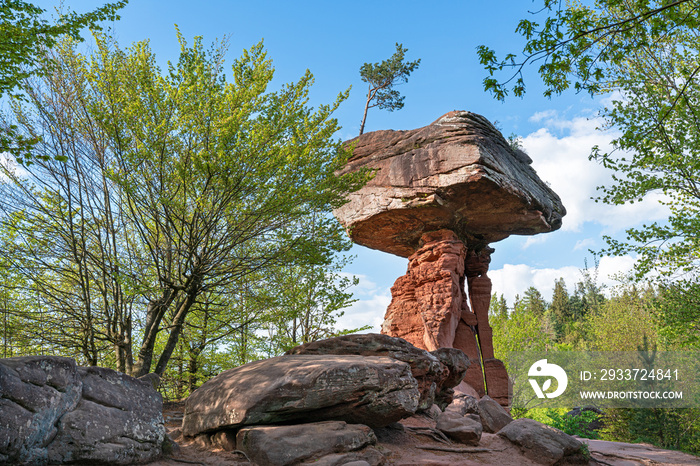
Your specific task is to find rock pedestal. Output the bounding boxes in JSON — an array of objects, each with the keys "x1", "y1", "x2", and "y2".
[
  {"x1": 334, "y1": 111, "x2": 567, "y2": 409},
  {"x1": 381, "y1": 229, "x2": 509, "y2": 405}
]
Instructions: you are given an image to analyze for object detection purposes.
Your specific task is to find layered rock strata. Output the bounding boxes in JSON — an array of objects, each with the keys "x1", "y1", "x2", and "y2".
[
  {"x1": 287, "y1": 333, "x2": 469, "y2": 410},
  {"x1": 334, "y1": 111, "x2": 566, "y2": 408},
  {"x1": 335, "y1": 111, "x2": 565, "y2": 258},
  {"x1": 0, "y1": 356, "x2": 165, "y2": 465},
  {"x1": 381, "y1": 229, "x2": 509, "y2": 405},
  {"x1": 181, "y1": 354, "x2": 420, "y2": 436}
]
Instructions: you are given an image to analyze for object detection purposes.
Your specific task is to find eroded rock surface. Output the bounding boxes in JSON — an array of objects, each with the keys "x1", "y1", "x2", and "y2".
[
  {"x1": 287, "y1": 333, "x2": 468, "y2": 411},
  {"x1": 0, "y1": 356, "x2": 164, "y2": 465},
  {"x1": 334, "y1": 111, "x2": 565, "y2": 257},
  {"x1": 236, "y1": 421, "x2": 384, "y2": 466},
  {"x1": 498, "y1": 418, "x2": 584, "y2": 465},
  {"x1": 182, "y1": 354, "x2": 420, "y2": 437},
  {"x1": 382, "y1": 230, "x2": 468, "y2": 351},
  {"x1": 381, "y1": 229, "x2": 509, "y2": 404},
  {"x1": 478, "y1": 395, "x2": 513, "y2": 433},
  {"x1": 436, "y1": 412, "x2": 483, "y2": 446}
]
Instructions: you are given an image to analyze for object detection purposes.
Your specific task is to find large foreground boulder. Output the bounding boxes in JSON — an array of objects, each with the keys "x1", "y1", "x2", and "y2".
[
  {"x1": 182, "y1": 354, "x2": 420, "y2": 437},
  {"x1": 287, "y1": 333, "x2": 468, "y2": 410},
  {"x1": 0, "y1": 356, "x2": 165, "y2": 465},
  {"x1": 236, "y1": 421, "x2": 384, "y2": 466}
]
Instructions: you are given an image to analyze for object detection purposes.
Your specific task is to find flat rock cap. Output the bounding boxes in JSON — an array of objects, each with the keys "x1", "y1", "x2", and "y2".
[{"x1": 334, "y1": 111, "x2": 566, "y2": 257}]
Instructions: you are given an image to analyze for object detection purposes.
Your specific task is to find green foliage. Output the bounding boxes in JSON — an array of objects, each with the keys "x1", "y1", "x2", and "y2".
[
  {"x1": 491, "y1": 306, "x2": 553, "y2": 361},
  {"x1": 522, "y1": 286, "x2": 547, "y2": 316},
  {"x1": 0, "y1": 0, "x2": 128, "y2": 163},
  {"x1": 478, "y1": 0, "x2": 700, "y2": 99},
  {"x1": 358, "y1": 42, "x2": 420, "y2": 134},
  {"x1": 586, "y1": 287, "x2": 658, "y2": 351},
  {"x1": 601, "y1": 408, "x2": 700, "y2": 455},
  {"x1": 488, "y1": 292, "x2": 508, "y2": 318},
  {"x1": 550, "y1": 277, "x2": 572, "y2": 340},
  {"x1": 653, "y1": 279, "x2": 700, "y2": 349},
  {"x1": 0, "y1": 29, "x2": 368, "y2": 379},
  {"x1": 480, "y1": 1, "x2": 700, "y2": 280},
  {"x1": 548, "y1": 409, "x2": 601, "y2": 439},
  {"x1": 522, "y1": 408, "x2": 601, "y2": 439}
]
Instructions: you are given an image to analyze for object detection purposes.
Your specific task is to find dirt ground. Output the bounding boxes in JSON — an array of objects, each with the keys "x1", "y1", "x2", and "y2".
[{"x1": 150, "y1": 401, "x2": 700, "y2": 466}]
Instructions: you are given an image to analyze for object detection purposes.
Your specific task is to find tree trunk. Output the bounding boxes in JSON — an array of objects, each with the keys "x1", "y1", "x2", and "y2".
[
  {"x1": 133, "y1": 289, "x2": 176, "y2": 377},
  {"x1": 359, "y1": 84, "x2": 373, "y2": 135},
  {"x1": 154, "y1": 288, "x2": 199, "y2": 376}
]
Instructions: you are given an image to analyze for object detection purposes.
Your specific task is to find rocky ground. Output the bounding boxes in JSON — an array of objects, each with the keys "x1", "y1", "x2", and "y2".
[{"x1": 152, "y1": 401, "x2": 700, "y2": 466}]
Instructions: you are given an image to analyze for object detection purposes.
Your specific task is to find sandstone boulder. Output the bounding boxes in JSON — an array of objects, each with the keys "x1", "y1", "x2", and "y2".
[
  {"x1": 436, "y1": 412, "x2": 482, "y2": 446},
  {"x1": 182, "y1": 354, "x2": 420, "y2": 436},
  {"x1": 478, "y1": 395, "x2": 513, "y2": 433},
  {"x1": 335, "y1": 111, "x2": 565, "y2": 257},
  {"x1": 0, "y1": 356, "x2": 164, "y2": 465},
  {"x1": 287, "y1": 333, "x2": 468, "y2": 410},
  {"x1": 445, "y1": 392, "x2": 479, "y2": 417},
  {"x1": 236, "y1": 421, "x2": 383, "y2": 466},
  {"x1": 498, "y1": 418, "x2": 584, "y2": 465}
]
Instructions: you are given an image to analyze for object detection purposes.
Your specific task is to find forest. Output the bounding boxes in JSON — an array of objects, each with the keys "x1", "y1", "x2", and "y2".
[
  {"x1": 0, "y1": 27, "x2": 369, "y2": 396},
  {"x1": 489, "y1": 266, "x2": 700, "y2": 454},
  {"x1": 2, "y1": 0, "x2": 700, "y2": 460}
]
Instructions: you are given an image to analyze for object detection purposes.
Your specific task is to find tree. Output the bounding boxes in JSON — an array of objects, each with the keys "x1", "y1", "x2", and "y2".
[
  {"x1": 479, "y1": 1, "x2": 700, "y2": 279},
  {"x1": 358, "y1": 42, "x2": 420, "y2": 135},
  {"x1": 550, "y1": 278, "x2": 572, "y2": 340},
  {"x1": 587, "y1": 287, "x2": 657, "y2": 351},
  {"x1": 0, "y1": 31, "x2": 368, "y2": 377},
  {"x1": 489, "y1": 293, "x2": 508, "y2": 318},
  {"x1": 0, "y1": 0, "x2": 128, "y2": 163},
  {"x1": 477, "y1": 0, "x2": 699, "y2": 100},
  {"x1": 522, "y1": 286, "x2": 548, "y2": 316},
  {"x1": 653, "y1": 278, "x2": 700, "y2": 349}
]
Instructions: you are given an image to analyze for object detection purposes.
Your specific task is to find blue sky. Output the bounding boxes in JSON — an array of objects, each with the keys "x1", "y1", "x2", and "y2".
[{"x1": 33, "y1": 1, "x2": 668, "y2": 331}]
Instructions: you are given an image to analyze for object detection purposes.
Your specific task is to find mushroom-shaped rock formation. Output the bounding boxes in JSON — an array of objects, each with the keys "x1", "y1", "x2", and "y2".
[{"x1": 334, "y1": 111, "x2": 566, "y2": 408}]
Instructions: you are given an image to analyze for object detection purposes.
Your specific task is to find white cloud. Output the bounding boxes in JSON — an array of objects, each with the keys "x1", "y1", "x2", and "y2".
[
  {"x1": 336, "y1": 289, "x2": 390, "y2": 334},
  {"x1": 573, "y1": 238, "x2": 595, "y2": 251},
  {"x1": 335, "y1": 273, "x2": 390, "y2": 333},
  {"x1": 522, "y1": 235, "x2": 550, "y2": 249},
  {"x1": 523, "y1": 113, "x2": 669, "y2": 233},
  {"x1": 529, "y1": 109, "x2": 558, "y2": 123},
  {"x1": 489, "y1": 255, "x2": 637, "y2": 306}
]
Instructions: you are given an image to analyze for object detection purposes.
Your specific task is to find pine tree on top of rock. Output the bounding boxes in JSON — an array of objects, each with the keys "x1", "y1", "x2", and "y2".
[{"x1": 358, "y1": 42, "x2": 420, "y2": 135}]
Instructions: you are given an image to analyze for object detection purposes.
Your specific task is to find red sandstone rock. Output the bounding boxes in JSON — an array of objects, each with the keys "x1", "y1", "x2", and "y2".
[
  {"x1": 382, "y1": 230, "x2": 467, "y2": 352},
  {"x1": 334, "y1": 111, "x2": 566, "y2": 258},
  {"x1": 483, "y1": 358, "x2": 511, "y2": 409},
  {"x1": 335, "y1": 111, "x2": 566, "y2": 411},
  {"x1": 382, "y1": 230, "x2": 511, "y2": 405},
  {"x1": 286, "y1": 333, "x2": 465, "y2": 411}
]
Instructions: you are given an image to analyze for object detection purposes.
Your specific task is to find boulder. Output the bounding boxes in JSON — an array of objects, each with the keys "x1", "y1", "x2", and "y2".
[
  {"x1": 0, "y1": 356, "x2": 164, "y2": 465},
  {"x1": 498, "y1": 418, "x2": 585, "y2": 465},
  {"x1": 287, "y1": 333, "x2": 468, "y2": 411},
  {"x1": 235, "y1": 421, "x2": 383, "y2": 466},
  {"x1": 334, "y1": 111, "x2": 565, "y2": 258},
  {"x1": 445, "y1": 392, "x2": 479, "y2": 417},
  {"x1": 478, "y1": 395, "x2": 513, "y2": 433},
  {"x1": 182, "y1": 354, "x2": 420, "y2": 436},
  {"x1": 430, "y1": 347, "x2": 470, "y2": 408},
  {"x1": 436, "y1": 412, "x2": 482, "y2": 446}
]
